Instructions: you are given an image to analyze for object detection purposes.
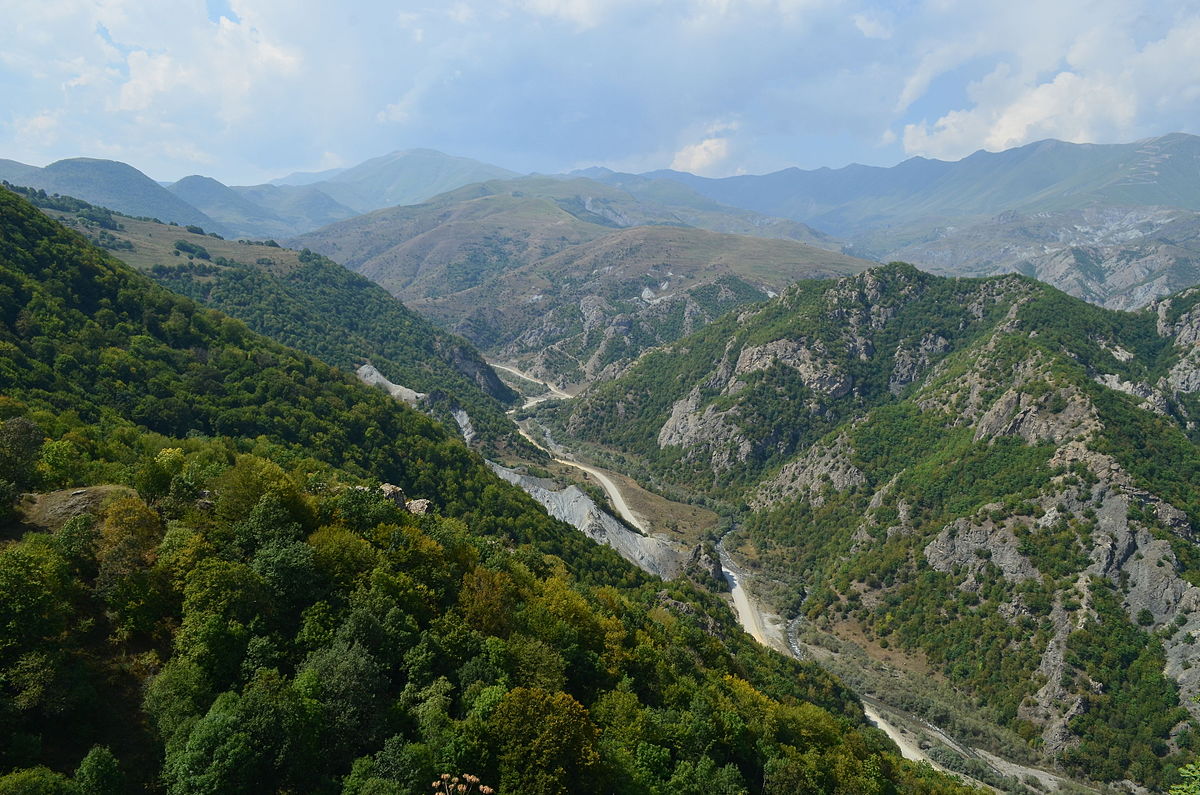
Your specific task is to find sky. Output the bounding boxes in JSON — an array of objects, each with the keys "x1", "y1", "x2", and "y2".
[{"x1": 3, "y1": 0, "x2": 1199, "y2": 184}]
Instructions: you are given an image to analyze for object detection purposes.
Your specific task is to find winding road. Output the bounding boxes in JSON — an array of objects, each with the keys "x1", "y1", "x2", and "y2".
[
  {"x1": 490, "y1": 362, "x2": 571, "y2": 399},
  {"x1": 716, "y1": 541, "x2": 935, "y2": 765},
  {"x1": 716, "y1": 540, "x2": 771, "y2": 646}
]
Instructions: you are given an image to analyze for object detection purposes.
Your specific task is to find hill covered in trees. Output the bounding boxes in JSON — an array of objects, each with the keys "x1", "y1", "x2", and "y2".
[
  {"x1": 550, "y1": 263, "x2": 1200, "y2": 789},
  {"x1": 7, "y1": 183, "x2": 524, "y2": 456},
  {"x1": 0, "y1": 187, "x2": 978, "y2": 792}
]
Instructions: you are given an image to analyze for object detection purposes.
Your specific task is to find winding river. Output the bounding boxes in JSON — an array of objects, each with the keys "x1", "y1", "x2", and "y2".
[
  {"x1": 492, "y1": 360, "x2": 941, "y2": 769},
  {"x1": 492, "y1": 361, "x2": 647, "y2": 532}
]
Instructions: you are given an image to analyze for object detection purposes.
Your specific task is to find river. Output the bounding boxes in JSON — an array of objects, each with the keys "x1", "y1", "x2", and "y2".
[
  {"x1": 489, "y1": 361, "x2": 975, "y2": 777},
  {"x1": 492, "y1": 361, "x2": 648, "y2": 532}
]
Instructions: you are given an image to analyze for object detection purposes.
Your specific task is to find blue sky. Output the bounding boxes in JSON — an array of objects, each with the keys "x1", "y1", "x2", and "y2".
[{"x1": 3, "y1": 0, "x2": 1199, "y2": 184}]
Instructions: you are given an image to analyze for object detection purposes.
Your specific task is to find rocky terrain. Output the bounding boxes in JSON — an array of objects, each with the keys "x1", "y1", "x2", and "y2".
[
  {"x1": 885, "y1": 207, "x2": 1200, "y2": 310},
  {"x1": 488, "y1": 462, "x2": 689, "y2": 580},
  {"x1": 292, "y1": 179, "x2": 868, "y2": 389},
  {"x1": 552, "y1": 263, "x2": 1200, "y2": 789},
  {"x1": 648, "y1": 133, "x2": 1200, "y2": 313}
]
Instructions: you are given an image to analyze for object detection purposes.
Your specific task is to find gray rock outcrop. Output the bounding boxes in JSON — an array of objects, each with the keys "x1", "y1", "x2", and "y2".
[
  {"x1": 356, "y1": 363, "x2": 426, "y2": 407},
  {"x1": 488, "y1": 462, "x2": 688, "y2": 580}
]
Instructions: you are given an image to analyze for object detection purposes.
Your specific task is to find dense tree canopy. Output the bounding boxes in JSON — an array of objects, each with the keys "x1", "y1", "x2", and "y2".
[{"x1": 0, "y1": 187, "x2": 978, "y2": 792}]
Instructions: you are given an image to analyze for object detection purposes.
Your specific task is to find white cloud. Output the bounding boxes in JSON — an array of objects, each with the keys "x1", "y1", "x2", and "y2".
[
  {"x1": 378, "y1": 91, "x2": 419, "y2": 124},
  {"x1": 671, "y1": 136, "x2": 731, "y2": 175},
  {"x1": 115, "y1": 50, "x2": 190, "y2": 112},
  {"x1": 2, "y1": 0, "x2": 1198, "y2": 182},
  {"x1": 852, "y1": 12, "x2": 890, "y2": 39},
  {"x1": 704, "y1": 118, "x2": 741, "y2": 136},
  {"x1": 899, "y1": 1, "x2": 1200, "y2": 160},
  {"x1": 13, "y1": 111, "x2": 61, "y2": 142}
]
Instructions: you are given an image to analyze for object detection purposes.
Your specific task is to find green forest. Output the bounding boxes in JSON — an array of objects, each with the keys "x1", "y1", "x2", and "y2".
[
  {"x1": 549, "y1": 262, "x2": 1200, "y2": 790},
  {"x1": 0, "y1": 186, "x2": 981, "y2": 792},
  {"x1": 8, "y1": 183, "x2": 527, "y2": 456}
]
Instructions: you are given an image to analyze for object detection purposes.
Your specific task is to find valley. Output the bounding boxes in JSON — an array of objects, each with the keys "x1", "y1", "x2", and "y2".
[
  {"x1": 4, "y1": 186, "x2": 989, "y2": 794},
  {"x1": 6, "y1": 130, "x2": 1200, "y2": 794},
  {"x1": 490, "y1": 359, "x2": 1082, "y2": 792},
  {"x1": 8, "y1": 4, "x2": 1200, "y2": 793}
]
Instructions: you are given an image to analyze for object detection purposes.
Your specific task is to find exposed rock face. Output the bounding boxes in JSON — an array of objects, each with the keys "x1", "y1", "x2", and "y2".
[
  {"x1": 684, "y1": 543, "x2": 726, "y2": 589},
  {"x1": 1092, "y1": 372, "x2": 1171, "y2": 415},
  {"x1": 499, "y1": 278, "x2": 776, "y2": 390},
  {"x1": 886, "y1": 206, "x2": 1200, "y2": 311},
  {"x1": 733, "y1": 338, "x2": 851, "y2": 398},
  {"x1": 890, "y1": 333, "x2": 949, "y2": 394},
  {"x1": 656, "y1": 387, "x2": 752, "y2": 474},
  {"x1": 443, "y1": 343, "x2": 516, "y2": 403},
  {"x1": 925, "y1": 518, "x2": 1038, "y2": 583},
  {"x1": 451, "y1": 408, "x2": 476, "y2": 444},
  {"x1": 973, "y1": 386, "x2": 1097, "y2": 444},
  {"x1": 356, "y1": 363, "x2": 427, "y2": 407},
  {"x1": 917, "y1": 445, "x2": 1200, "y2": 747},
  {"x1": 1148, "y1": 288, "x2": 1200, "y2": 430},
  {"x1": 488, "y1": 462, "x2": 688, "y2": 580},
  {"x1": 378, "y1": 483, "x2": 406, "y2": 506},
  {"x1": 753, "y1": 433, "x2": 865, "y2": 509},
  {"x1": 405, "y1": 498, "x2": 432, "y2": 515}
]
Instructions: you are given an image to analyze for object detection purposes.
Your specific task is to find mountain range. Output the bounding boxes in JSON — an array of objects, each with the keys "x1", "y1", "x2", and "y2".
[
  {"x1": 6, "y1": 128, "x2": 1200, "y2": 792},
  {"x1": 640, "y1": 133, "x2": 1200, "y2": 309},
  {"x1": 0, "y1": 180, "x2": 987, "y2": 794},
  {"x1": 548, "y1": 262, "x2": 1200, "y2": 789},
  {"x1": 290, "y1": 176, "x2": 868, "y2": 388},
  {"x1": 7, "y1": 133, "x2": 1200, "y2": 312},
  {"x1": 0, "y1": 149, "x2": 519, "y2": 240},
  {"x1": 647, "y1": 133, "x2": 1200, "y2": 240}
]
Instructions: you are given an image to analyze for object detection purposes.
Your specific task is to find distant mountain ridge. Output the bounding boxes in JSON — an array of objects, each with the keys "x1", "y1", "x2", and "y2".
[
  {"x1": 0, "y1": 149, "x2": 521, "y2": 239},
  {"x1": 886, "y1": 205, "x2": 1200, "y2": 310},
  {"x1": 0, "y1": 156, "x2": 220, "y2": 230},
  {"x1": 312, "y1": 148, "x2": 519, "y2": 213},
  {"x1": 291, "y1": 175, "x2": 870, "y2": 388},
  {"x1": 641, "y1": 133, "x2": 1200, "y2": 308},
  {"x1": 647, "y1": 133, "x2": 1200, "y2": 239},
  {"x1": 8, "y1": 134, "x2": 1200, "y2": 308}
]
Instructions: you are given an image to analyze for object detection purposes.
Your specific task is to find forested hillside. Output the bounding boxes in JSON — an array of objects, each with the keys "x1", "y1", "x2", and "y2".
[
  {"x1": 553, "y1": 263, "x2": 1200, "y2": 789},
  {"x1": 7, "y1": 184, "x2": 524, "y2": 455},
  {"x1": 0, "y1": 187, "x2": 978, "y2": 792}
]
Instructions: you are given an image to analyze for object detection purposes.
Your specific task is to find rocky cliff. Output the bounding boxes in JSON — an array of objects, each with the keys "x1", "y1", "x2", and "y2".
[
  {"x1": 552, "y1": 263, "x2": 1200, "y2": 789},
  {"x1": 487, "y1": 462, "x2": 688, "y2": 580}
]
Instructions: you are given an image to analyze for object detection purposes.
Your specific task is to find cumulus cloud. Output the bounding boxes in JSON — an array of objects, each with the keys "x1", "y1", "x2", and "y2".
[
  {"x1": 900, "y1": 2, "x2": 1200, "y2": 159},
  {"x1": 671, "y1": 137, "x2": 732, "y2": 175}
]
